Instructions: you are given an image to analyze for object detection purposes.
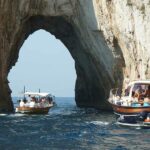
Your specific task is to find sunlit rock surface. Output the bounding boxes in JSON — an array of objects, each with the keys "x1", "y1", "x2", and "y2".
[{"x1": 0, "y1": 0, "x2": 150, "y2": 112}]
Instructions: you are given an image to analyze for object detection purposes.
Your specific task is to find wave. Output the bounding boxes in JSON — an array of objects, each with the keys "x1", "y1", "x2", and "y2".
[{"x1": 87, "y1": 121, "x2": 109, "y2": 126}]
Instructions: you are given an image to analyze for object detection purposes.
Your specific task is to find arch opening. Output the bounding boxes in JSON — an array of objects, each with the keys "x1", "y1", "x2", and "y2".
[
  {"x1": 0, "y1": 15, "x2": 115, "y2": 112},
  {"x1": 8, "y1": 29, "x2": 77, "y2": 99}
]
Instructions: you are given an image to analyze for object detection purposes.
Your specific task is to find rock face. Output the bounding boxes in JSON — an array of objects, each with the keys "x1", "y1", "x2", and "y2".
[{"x1": 0, "y1": 0, "x2": 150, "y2": 112}]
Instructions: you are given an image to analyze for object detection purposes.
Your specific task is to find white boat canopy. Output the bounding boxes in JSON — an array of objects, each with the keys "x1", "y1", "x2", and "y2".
[
  {"x1": 24, "y1": 92, "x2": 51, "y2": 97},
  {"x1": 128, "y1": 80, "x2": 150, "y2": 86}
]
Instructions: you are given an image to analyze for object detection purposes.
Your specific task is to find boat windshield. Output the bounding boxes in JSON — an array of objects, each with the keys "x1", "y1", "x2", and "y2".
[
  {"x1": 109, "y1": 83, "x2": 150, "y2": 98},
  {"x1": 131, "y1": 83, "x2": 150, "y2": 98}
]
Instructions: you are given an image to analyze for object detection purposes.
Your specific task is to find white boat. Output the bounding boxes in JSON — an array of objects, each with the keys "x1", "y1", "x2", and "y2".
[
  {"x1": 15, "y1": 92, "x2": 55, "y2": 114},
  {"x1": 108, "y1": 80, "x2": 150, "y2": 127}
]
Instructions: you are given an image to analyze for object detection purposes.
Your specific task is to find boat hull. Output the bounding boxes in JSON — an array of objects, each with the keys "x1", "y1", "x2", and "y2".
[
  {"x1": 15, "y1": 106, "x2": 51, "y2": 114},
  {"x1": 110, "y1": 102, "x2": 150, "y2": 115},
  {"x1": 109, "y1": 102, "x2": 150, "y2": 128}
]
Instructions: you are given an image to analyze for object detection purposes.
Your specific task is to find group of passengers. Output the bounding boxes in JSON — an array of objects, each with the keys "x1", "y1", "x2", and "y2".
[
  {"x1": 111, "y1": 76, "x2": 150, "y2": 107},
  {"x1": 19, "y1": 95, "x2": 54, "y2": 108},
  {"x1": 131, "y1": 85, "x2": 150, "y2": 106}
]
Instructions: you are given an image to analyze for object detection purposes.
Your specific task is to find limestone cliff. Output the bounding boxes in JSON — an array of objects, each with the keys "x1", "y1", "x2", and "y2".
[{"x1": 0, "y1": 0, "x2": 150, "y2": 112}]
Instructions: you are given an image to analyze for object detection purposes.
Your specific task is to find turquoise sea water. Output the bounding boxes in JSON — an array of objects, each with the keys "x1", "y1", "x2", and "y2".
[{"x1": 0, "y1": 97, "x2": 150, "y2": 150}]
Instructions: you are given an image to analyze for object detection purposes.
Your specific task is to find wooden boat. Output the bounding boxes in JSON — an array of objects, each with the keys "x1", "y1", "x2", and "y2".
[
  {"x1": 108, "y1": 80, "x2": 150, "y2": 127},
  {"x1": 16, "y1": 92, "x2": 55, "y2": 114},
  {"x1": 15, "y1": 106, "x2": 51, "y2": 114},
  {"x1": 108, "y1": 80, "x2": 150, "y2": 115},
  {"x1": 110, "y1": 102, "x2": 150, "y2": 115}
]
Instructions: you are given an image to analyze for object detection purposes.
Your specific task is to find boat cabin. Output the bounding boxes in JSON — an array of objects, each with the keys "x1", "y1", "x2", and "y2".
[
  {"x1": 126, "y1": 80, "x2": 150, "y2": 98},
  {"x1": 19, "y1": 92, "x2": 54, "y2": 108},
  {"x1": 109, "y1": 80, "x2": 150, "y2": 107}
]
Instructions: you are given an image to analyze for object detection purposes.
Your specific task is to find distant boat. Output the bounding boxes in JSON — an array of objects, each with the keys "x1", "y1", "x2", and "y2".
[
  {"x1": 15, "y1": 92, "x2": 55, "y2": 114},
  {"x1": 108, "y1": 80, "x2": 150, "y2": 128}
]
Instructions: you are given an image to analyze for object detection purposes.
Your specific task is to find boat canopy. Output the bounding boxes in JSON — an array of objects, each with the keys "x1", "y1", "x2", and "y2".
[
  {"x1": 128, "y1": 80, "x2": 150, "y2": 86},
  {"x1": 24, "y1": 92, "x2": 51, "y2": 97}
]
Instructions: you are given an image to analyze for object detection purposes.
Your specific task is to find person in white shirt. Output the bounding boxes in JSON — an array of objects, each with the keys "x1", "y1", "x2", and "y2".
[
  {"x1": 29, "y1": 100, "x2": 35, "y2": 107},
  {"x1": 20, "y1": 99, "x2": 25, "y2": 107},
  {"x1": 27, "y1": 95, "x2": 32, "y2": 102}
]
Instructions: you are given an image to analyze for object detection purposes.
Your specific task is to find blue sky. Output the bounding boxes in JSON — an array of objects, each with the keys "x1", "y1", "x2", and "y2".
[{"x1": 8, "y1": 29, "x2": 76, "y2": 97}]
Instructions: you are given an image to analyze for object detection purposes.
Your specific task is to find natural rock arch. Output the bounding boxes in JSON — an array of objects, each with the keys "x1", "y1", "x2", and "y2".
[
  {"x1": 1, "y1": 0, "x2": 149, "y2": 113},
  {"x1": 0, "y1": 1, "x2": 126, "y2": 112},
  {"x1": 3, "y1": 15, "x2": 115, "y2": 112}
]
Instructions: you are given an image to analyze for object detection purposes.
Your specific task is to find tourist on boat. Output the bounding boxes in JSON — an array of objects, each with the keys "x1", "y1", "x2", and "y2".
[
  {"x1": 47, "y1": 96, "x2": 53, "y2": 104},
  {"x1": 133, "y1": 86, "x2": 144, "y2": 101},
  {"x1": 122, "y1": 99, "x2": 132, "y2": 106},
  {"x1": 27, "y1": 95, "x2": 32, "y2": 102},
  {"x1": 133, "y1": 84, "x2": 143, "y2": 93},
  {"x1": 113, "y1": 96, "x2": 122, "y2": 105},
  {"x1": 134, "y1": 89, "x2": 141, "y2": 99},
  {"x1": 143, "y1": 85, "x2": 150, "y2": 98},
  {"x1": 29, "y1": 99, "x2": 36, "y2": 107},
  {"x1": 20, "y1": 99, "x2": 25, "y2": 107},
  {"x1": 39, "y1": 97, "x2": 48, "y2": 107},
  {"x1": 131, "y1": 96, "x2": 138, "y2": 103},
  {"x1": 143, "y1": 98, "x2": 150, "y2": 106}
]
